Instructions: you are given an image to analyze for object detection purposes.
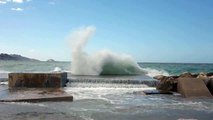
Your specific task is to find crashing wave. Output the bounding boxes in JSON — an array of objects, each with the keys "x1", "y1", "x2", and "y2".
[{"x1": 69, "y1": 26, "x2": 146, "y2": 75}]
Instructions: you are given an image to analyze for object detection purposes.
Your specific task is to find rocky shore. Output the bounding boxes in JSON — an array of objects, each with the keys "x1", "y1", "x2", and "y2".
[{"x1": 154, "y1": 72, "x2": 213, "y2": 96}]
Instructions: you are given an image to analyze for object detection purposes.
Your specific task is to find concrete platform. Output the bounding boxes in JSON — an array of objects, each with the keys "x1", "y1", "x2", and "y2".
[
  {"x1": 0, "y1": 87, "x2": 73, "y2": 102},
  {"x1": 9, "y1": 72, "x2": 67, "y2": 88},
  {"x1": 177, "y1": 78, "x2": 212, "y2": 98}
]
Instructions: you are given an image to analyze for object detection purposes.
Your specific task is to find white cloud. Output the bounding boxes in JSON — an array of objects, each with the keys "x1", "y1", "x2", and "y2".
[
  {"x1": 0, "y1": 1, "x2": 7, "y2": 4},
  {"x1": 0, "y1": 0, "x2": 11, "y2": 4},
  {"x1": 11, "y1": 7, "x2": 24, "y2": 11},
  {"x1": 0, "y1": 0, "x2": 31, "y2": 4},
  {"x1": 12, "y1": 0, "x2": 23, "y2": 3}
]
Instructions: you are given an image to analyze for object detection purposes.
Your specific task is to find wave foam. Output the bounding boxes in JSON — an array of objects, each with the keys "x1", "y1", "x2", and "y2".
[
  {"x1": 0, "y1": 70, "x2": 10, "y2": 73},
  {"x1": 142, "y1": 68, "x2": 169, "y2": 77}
]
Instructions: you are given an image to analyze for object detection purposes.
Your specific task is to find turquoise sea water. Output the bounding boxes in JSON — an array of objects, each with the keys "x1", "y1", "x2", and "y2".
[
  {"x1": 139, "y1": 62, "x2": 213, "y2": 76},
  {"x1": 0, "y1": 60, "x2": 213, "y2": 76}
]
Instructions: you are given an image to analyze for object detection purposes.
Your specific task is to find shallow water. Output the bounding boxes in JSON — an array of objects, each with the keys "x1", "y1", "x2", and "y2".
[{"x1": 1, "y1": 81, "x2": 213, "y2": 120}]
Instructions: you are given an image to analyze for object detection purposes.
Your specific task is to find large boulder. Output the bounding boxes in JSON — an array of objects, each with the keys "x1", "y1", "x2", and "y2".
[
  {"x1": 156, "y1": 76, "x2": 178, "y2": 92},
  {"x1": 179, "y1": 72, "x2": 194, "y2": 78},
  {"x1": 153, "y1": 75, "x2": 167, "y2": 81},
  {"x1": 207, "y1": 72, "x2": 213, "y2": 77},
  {"x1": 197, "y1": 72, "x2": 208, "y2": 79}
]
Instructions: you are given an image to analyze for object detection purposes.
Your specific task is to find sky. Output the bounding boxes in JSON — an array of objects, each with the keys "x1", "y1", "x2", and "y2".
[{"x1": 0, "y1": 0, "x2": 213, "y2": 63}]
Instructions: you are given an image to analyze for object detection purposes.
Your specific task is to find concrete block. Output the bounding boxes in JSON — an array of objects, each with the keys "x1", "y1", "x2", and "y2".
[
  {"x1": 8, "y1": 73, "x2": 67, "y2": 88},
  {"x1": 0, "y1": 88, "x2": 73, "y2": 102},
  {"x1": 0, "y1": 95, "x2": 73, "y2": 102},
  {"x1": 177, "y1": 78, "x2": 212, "y2": 98}
]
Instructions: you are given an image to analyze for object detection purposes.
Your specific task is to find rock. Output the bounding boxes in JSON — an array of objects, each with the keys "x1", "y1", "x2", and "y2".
[
  {"x1": 171, "y1": 75, "x2": 179, "y2": 79},
  {"x1": 177, "y1": 78, "x2": 212, "y2": 98},
  {"x1": 206, "y1": 79, "x2": 213, "y2": 95},
  {"x1": 197, "y1": 72, "x2": 209, "y2": 84},
  {"x1": 191, "y1": 73, "x2": 199, "y2": 78},
  {"x1": 179, "y1": 72, "x2": 194, "y2": 78},
  {"x1": 207, "y1": 72, "x2": 213, "y2": 76},
  {"x1": 153, "y1": 75, "x2": 166, "y2": 80},
  {"x1": 156, "y1": 77, "x2": 178, "y2": 92},
  {"x1": 9, "y1": 73, "x2": 68, "y2": 88},
  {"x1": 155, "y1": 72, "x2": 213, "y2": 95},
  {"x1": 209, "y1": 76, "x2": 213, "y2": 79}
]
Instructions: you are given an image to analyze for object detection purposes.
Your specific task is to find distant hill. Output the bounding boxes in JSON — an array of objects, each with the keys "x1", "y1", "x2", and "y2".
[{"x1": 0, "y1": 53, "x2": 39, "y2": 61}]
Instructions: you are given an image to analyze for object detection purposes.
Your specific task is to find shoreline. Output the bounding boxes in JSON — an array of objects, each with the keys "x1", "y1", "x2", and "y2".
[{"x1": 0, "y1": 72, "x2": 213, "y2": 120}]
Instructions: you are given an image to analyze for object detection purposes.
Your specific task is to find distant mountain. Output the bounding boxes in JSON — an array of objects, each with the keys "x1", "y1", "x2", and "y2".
[{"x1": 0, "y1": 53, "x2": 39, "y2": 61}]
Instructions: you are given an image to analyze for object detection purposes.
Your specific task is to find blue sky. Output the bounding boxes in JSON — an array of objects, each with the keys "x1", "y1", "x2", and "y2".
[{"x1": 0, "y1": 0, "x2": 213, "y2": 63}]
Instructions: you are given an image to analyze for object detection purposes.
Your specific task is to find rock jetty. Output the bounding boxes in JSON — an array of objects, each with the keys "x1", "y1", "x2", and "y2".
[{"x1": 154, "y1": 72, "x2": 213, "y2": 97}]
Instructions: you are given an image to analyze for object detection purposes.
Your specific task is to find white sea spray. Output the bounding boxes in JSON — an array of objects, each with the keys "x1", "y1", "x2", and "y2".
[{"x1": 68, "y1": 26, "x2": 145, "y2": 75}]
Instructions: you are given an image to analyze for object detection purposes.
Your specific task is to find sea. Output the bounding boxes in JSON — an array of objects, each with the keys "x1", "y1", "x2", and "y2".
[{"x1": 0, "y1": 60, "x2": 213, "y2": 120}]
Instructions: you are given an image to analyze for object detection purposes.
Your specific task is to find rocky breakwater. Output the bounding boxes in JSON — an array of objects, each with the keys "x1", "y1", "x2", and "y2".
[{"x1": 154, "y1": 72, "x2": 213, "y2": 97}]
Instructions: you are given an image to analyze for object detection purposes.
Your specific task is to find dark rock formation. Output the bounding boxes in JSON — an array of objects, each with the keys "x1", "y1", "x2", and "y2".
[
  {"x1": 153, "y1": 75, "x2": 166, "y2": 81},
  {"x1": 0, "y1": 53, "x2": 39, "y2": 61},
  {"x1": 207, "y1": 72, "x2": 213, "y2": 76},
  {"x1": 206, "y1": 79, "x2": 213, "y2": 95},
  {"x1": 156, "y1": 76, "x2": 178, "y2": 92},
  {"x1": 179, "y1": 72, "x2": 194, "y2": 78}
]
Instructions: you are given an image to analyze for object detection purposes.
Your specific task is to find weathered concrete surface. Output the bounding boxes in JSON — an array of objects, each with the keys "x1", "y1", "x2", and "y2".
[
  {"x1": 177, "y1": 78, "x2": 212, "y2": 98},
  {"x1": 9, "y1": 73, "x2": 67, "y2": 88},
  {"x1": 0, "y1": 88, "x2": 73, "y2": 102},
  {"x1": 0, "y1": 95, "x2": 73, "y2": 102}
]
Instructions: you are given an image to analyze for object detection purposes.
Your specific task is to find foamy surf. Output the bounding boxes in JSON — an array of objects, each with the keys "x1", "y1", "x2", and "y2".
[{"x1": 142, "y1": 68, "x2": 170, "y2": 77}]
